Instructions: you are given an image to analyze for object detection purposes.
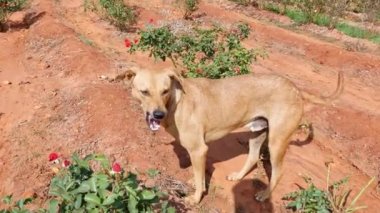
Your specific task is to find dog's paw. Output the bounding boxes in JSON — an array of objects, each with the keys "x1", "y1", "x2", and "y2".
[
  {"x1": 226, "y1": 172, "x2": 243, "y2": 181},
  {"x1": 255, "y1": 190, "x2": 270, "y2": 202},
  {"x1": 184, "y1": 195, "x2": 201, "y2": 206}
]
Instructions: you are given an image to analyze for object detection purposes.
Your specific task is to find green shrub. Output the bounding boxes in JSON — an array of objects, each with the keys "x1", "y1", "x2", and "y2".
[
  {"x1": 283, "y1": 176, "x2": 332, "y2": 212},
  {"x1": 183, "y1": 0, "x2": 199, "y2": 19},
  {"x1": 0, "y1": 195, "x2": 34, "y2": 213},
  {"x1": 285, "y1": 8, "x2": 308, "y2": 24},
  {"x1": 283, "y1": 163, "x2": 375, "y2": 213},
  {"x1": 336, "y1": 23, "x2": 367, "y2": 38},
  {"x1": 313, "y1": 13, "x2": 331, "y2": 27},
  {"x1": 0, "y1": 0, "x2": 26, "y2": 12},
  {"x1": 293, "y1": 0, "x2": 327, "y2": 22},
  {"x1": 86, "y1": 0, "x2": 136, "y2": 31},
  {"x1": 47, "y1": 153, "x2": 173, "y2": 212},
  {"x1": 129, "y1": 23, "x2": 266, "y2": 79},
  {"x1": 335, "y1": 22, "x2": 380, "y2": 43},
  {"x1": 0, "y1": 0, "x2": 27, "y2": 31},
  {"x1": 0, "y1": 153, "x2": 175, "y2": 213},
  {"x1": 264, "y1": 2, "x2": 281, "y2": 14},
  {"x1": 229, "y1": 0, "x2": 254, "y2": 6}
]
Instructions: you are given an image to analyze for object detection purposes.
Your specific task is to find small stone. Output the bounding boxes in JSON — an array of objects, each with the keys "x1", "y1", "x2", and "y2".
[
  {"x1": 98, "y1": 75, "x2": 108, "y2": 80},
  {"x1": 2, "y1": 81, "x2": 12, "y2": 85},
  {"x1": 18, "y1": 81, "x2": 31, "y2": 85},
  {"x1": 8, "y1": 11, "x2": 27, "y2": 27}
]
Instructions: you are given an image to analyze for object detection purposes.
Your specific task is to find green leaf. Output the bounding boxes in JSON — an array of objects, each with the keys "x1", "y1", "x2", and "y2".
[
  {"x1": 125, "y1": 185, "x2": 137, "y2": 197},
  {"x1": 140, "y1": 190, "x2": 156, "y2": 200},
  {"x1": 94, "y1": 174, "x2": 109, "y2": 190},
  {"x1": 161, "y1": 201, "x2": 176, "y2": 213},
  {"x1": 167, "y1": 207, "x2": 176, "y2": 213},
  {"x1": 146, "y1": 169, "x2": 160, "y2": 178},
  {"x1": 127, "y1": 195, "x2": 138, "y2": 212},
  {"x1": 74, "y1": 181, "x2": 91, "y2": 193},
  {"x1": 16, "y1": 197, "x2": 33, "y2": 209},
  {"x1": 86, "y1": 208, "x2": 100, "y2": 213},
  {"x1": 88, "y1": 177, "x2": 98, "y2": 193},
  {"x1": 2, "y1": 195, "x2": 12, "y2": 204},
  {"x1": 84, "y1": 194, "x2": 101, "y2": 206},
  {"x1": 102, "y1": 194, "x2": 118, "y2": 206},
  {"x1": 74, "y1": 195, "x2": 83, "y2": 209},
  {"x1": 48, "y1": 199, "x2": 59, "y2": 213},
  {"x1": 94, "y1": 154, "x2": 110, "y2": 169}
]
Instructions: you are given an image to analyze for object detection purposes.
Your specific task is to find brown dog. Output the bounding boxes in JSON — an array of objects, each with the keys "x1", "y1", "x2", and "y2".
[{"x1": 125, "y1": 67, "x2": 343, "y2": 204}]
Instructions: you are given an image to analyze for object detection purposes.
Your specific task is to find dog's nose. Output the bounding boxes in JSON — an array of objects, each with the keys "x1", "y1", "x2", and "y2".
[{"x1": 153, "y1": 110, "x2": 165, "y2": 119}]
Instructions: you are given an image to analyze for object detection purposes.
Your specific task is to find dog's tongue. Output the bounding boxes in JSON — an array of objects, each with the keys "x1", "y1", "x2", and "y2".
[{"x1": 149, "y1": 118, "x2": 160, "y2": 131}]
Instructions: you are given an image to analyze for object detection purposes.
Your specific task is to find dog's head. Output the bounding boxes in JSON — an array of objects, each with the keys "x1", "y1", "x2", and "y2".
[{"x1": 126, "y1": 67, "x2": 183, "y2": 131}]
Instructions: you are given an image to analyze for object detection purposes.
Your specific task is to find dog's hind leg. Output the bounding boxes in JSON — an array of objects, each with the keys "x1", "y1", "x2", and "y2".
[
  {"x1": 227, "y1": 130, "x2": 267, "y2": 181},
  {"x1": 255, "y1": 114, "x2": 301, "y2": 202}
]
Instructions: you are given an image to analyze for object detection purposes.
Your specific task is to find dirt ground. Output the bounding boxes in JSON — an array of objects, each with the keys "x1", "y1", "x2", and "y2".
[{"x1": 0, "y1": 0, "x2": 379, "y2": 212}]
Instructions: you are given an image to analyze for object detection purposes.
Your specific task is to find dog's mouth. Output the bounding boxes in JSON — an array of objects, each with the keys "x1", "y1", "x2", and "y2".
[{"x1": 146, "y1": 113, "x2": 160, "y2": 131}]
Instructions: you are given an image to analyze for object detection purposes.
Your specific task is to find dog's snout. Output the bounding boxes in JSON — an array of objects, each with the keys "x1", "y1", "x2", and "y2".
[{"x1": 153, "y1": 110, "x2": 165, "y2": 119}]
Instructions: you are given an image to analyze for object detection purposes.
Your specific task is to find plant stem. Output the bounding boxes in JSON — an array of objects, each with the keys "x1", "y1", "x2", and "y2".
[{"x1": 347, "y1": 177, "x2": 375, "y2": 210}]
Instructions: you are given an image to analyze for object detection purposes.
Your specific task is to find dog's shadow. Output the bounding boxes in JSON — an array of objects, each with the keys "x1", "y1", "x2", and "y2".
[
  {"x1": 169, "y1": 129, "x2": 313, "y2": 211},
  {"x1": 233, "y1": 179, "x2": 274, "y2": 213},
  {"x1": 170, "y1": 129, "x2": 313, "y2": 175}
]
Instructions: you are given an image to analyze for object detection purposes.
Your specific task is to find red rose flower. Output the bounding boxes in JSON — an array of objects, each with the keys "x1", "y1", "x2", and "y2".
[
  {"x1": 134, "y1": 39, "x2": 139, "y2": 44},
  {"x1": 49, "y1": 152, "x2": 59, "y2": 162},
  {"x1": 124, "y1": 39, "x2": 131, "y2": 48},
  {"x1": 112, "y1": 162, "x2": 122, "y2": 173},
  {"x1": 62, "y1": 159, "x2": 71, "y2": 168}
]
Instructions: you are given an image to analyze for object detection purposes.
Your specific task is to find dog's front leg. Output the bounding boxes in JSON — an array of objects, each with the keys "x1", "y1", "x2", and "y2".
[{"x1": 183, "y1": 142, "x2": 208, "y2": 204}]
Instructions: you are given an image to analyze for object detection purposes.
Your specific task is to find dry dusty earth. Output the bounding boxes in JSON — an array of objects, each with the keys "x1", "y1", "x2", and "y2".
[{"x1": 0, "y1": 0, "x2": 380, "y2": 212}]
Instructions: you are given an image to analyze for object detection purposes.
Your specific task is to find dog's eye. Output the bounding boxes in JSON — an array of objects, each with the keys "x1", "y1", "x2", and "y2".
[
  {"x1": 140, "y1": 90, "x2": 150, "y2": 96},
  {"x1": 162, "y1": 89, "x2": 169, "y2": 95}
]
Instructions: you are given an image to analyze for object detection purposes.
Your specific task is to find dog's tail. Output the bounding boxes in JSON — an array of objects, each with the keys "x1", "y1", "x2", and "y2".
[{"x1": 301, "y1": 71, "x2": 344, "y2": 105}]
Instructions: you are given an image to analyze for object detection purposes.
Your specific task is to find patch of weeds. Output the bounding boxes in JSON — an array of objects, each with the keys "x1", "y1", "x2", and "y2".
[
  {"x1": 0, "y1": 152, "x2": 175, "y2": 212},
  {"x1": 313, "y1": 13, "x2": 331, "y2": 27},
  {"x1": 283, "y1": 176, "x2": 331, "y2": 212},
  {"x1": 0, "y1": 0, "x2": 26, "y2": 12},
  {"x1": 229, "y1": 0, "x2": 254, "y2": 6},
  {"x1": 336, "y1": 22, "x2": 380, "y2": 43},
  {"x1": 183, "y1": 0, "x2": 199, "y2": 19},
  {"x1": 146, "y1": 168, "x2": 160, "y2": 178},
  {"x1": 336, "y1": 23, "x2": 366, "y2": 38},
  {"x1": 0, "y1": 194, "x2": 34, "y2": 213},
  {"x1": 369, "y1": 35, "x2": 380, "y2": 44},
  {"x1": 283, "y1": 162, "x2": 376, "y2": 212},
  {"x1": 0, "y1": 0, "x2": 27, "y2": 31},
  {"x1": 85, "y1": 0, "x2": 137, "y2": 31},
  {"x1": 264, "y1": 2, "x2": 281, "y2": 14},
  {"x1": 129, "y1": 22, "x2": 266, "y2": 79},
  {"x1": 285, "y1": 8, "x2": 309, "y2": 24}
]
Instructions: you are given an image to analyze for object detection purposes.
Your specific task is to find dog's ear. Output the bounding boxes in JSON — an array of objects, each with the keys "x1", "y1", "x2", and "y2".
[
  {"x1": 125, "y1": 69, "x2": 136, "y2": 80},
  {"x1": 122, "y1": 69, "x2": 136, "y2": 86},
  {"x1": 166, "y1": 68, "x2": 183, "y2": 84}
]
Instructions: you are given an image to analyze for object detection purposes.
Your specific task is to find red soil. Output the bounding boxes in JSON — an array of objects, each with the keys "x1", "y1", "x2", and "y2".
[{"x1": 0, "y1": 0, "x2": 379, "y2": 212}]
